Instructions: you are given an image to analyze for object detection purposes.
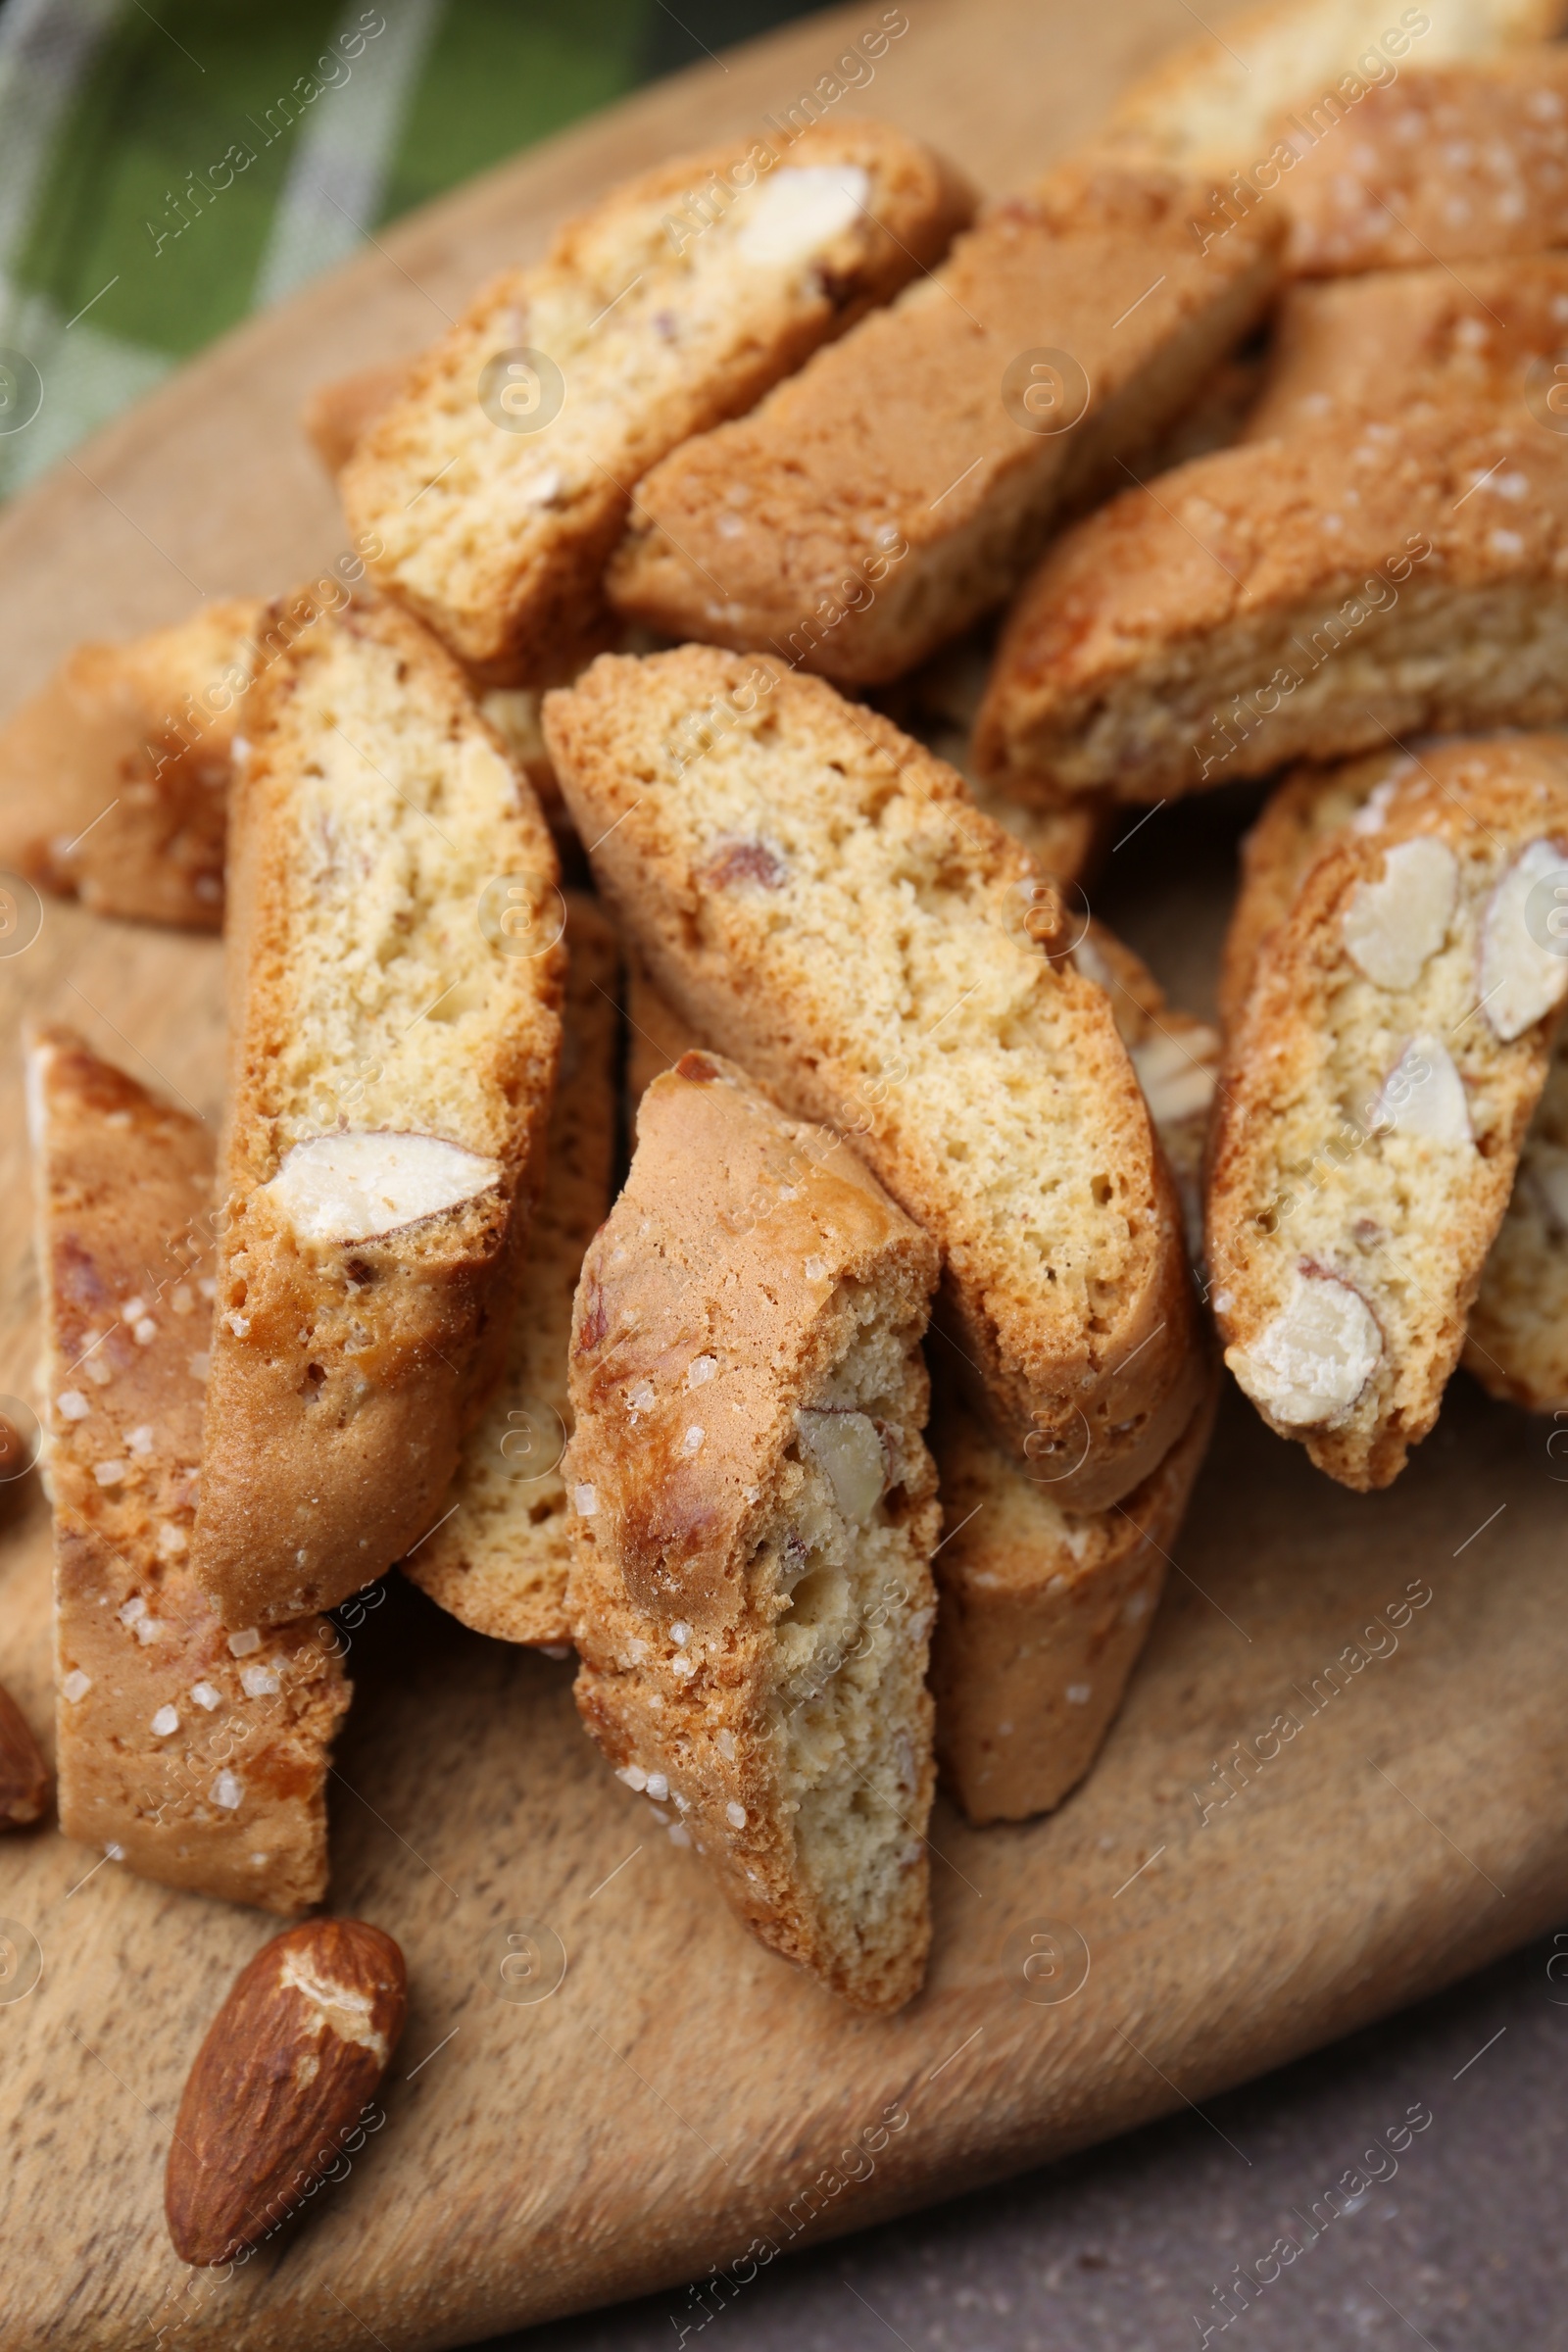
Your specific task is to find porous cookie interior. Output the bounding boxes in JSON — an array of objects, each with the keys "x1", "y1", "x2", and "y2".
[
  {"x1": 252, "y1": 618, "x2": 533, "y2": 1160},
  {"x1": 760, "y1": 1293, "x2": 933, "y2": 1982}
]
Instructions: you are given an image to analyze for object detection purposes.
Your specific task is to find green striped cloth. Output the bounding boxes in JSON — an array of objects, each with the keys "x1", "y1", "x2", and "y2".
[{"x1": 0, "y1": 0, "x2": 815, "y2": 500}]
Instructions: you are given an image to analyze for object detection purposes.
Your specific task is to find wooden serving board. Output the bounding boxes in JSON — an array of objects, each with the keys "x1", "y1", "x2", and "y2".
[{"x1": 2, "y1": 5, "x2": 1567, "y2": 2346}]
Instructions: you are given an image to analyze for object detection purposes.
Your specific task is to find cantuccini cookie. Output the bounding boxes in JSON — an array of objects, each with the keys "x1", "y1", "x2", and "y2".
[
  {"x1": 192, "y1": 597, "x2": 564, "y2": 1629},
  {"x1": 340, "y1": 122, "x2": 973, "y2": 684},
  {"x1": 404, "y1": 895, "x2": 619, "y2": 1644},
  {"x1": 1206, "y1": 737, "x2": 1568, "y2": 1487},
  {"x1": 544, "y1": 647, "x2": 1204, "y2": 1511},
  {"x1": 1095, "y1": 0, "x2": 1563, "y2": 182},
  {"x1": 606, "y1": 169, "x2": 1281, "y2": 685},
  {"x1": 31, "y1": 1030, "x2": 349, "y2": 1912},
  {"x1": 0, "y1": 600, "x2": 263, "y2": 930},
  {"x1": 565, "y1": 1051, "x2": 941, "y2": 2012},
  {"x1": 975, "y1": 411, "x2": 1568, "y2": 808},
  {"x1": 929, "y1": 1371, "x2": 1216, "y2": 1826},
  {"x1": 1221, "y1": 748, "x2": 1568, "y2": 1417},
  {"x1": 1246, "y1": 260, "x2": 1568, "y2": 443},
  {"x1": 1276, "y1": 52, "x2": 1568, "y2": 274}
]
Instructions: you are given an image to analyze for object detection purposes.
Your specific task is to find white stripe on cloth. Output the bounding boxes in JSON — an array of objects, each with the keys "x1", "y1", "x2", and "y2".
[
  {"x1": 0, "y1": 0, "x2": 121, "y2": 270},
  {"x1": 0, "y1": 276, "x2": 171, "y2": 499},
  {"x1": 252, "y1": 0, "x2": 447, "y2": 309},
  {"x1": 0, "y1": 0, "x2": 147, "y2": 501}
]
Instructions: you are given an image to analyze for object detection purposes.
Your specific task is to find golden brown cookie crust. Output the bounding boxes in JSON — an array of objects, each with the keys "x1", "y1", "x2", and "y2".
[
  {"x1": 608, "y1": 169, "x2": 1281, "y2": 685},
  {"x1": 32, "y1": 1029, "x2": 350, "y2": 1913},
  {"x1": 566, "y1": 1051, "x2": 940, "y2": 2012},
  {"x1": 976, "y1": 410, "x2": 1568, "y2": 806}
]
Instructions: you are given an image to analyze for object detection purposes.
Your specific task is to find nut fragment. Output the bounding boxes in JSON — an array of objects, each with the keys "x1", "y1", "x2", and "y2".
[
  {"x1": 1373, "y1": 1035, "x2": 1473, "y2": 1150},
  {"x1": 797, "y1": 1407, "x2": 887, "y2": 1523},
  {"x1": 1227, "y1": 1267, "x2": 1383, "y2": 1429},
  {"x1": 165, "y1": 1917, "x2": 407, "y2": 2266},
  {"x1": 0, "y1": 1683, "x2": 49, "y2": 1828},
  {"x1": 264, "y1": 1131, "x2": 502, "y2": 1244},
  {"x1": 1342, "y1": 838, "x2": 1458, "y2": 992},
  {"x1": 1130, "y1": 1031, "x2": 1218, "y2": 1128},
  {"x1": 736, "y1": 165, "x2": 871, "y2": 268},
  {"x1": 1479, "y1": 838, "x2": 1568, "y2": 1043}
]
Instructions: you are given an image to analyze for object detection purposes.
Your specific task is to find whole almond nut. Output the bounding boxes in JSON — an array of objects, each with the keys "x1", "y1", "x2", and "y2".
[
  {"x1": 165, "y1": 1917, "x2": 407, "y2": 2266},
  {"x1": 0, "y1": 1682, "x2": 49, "y2": 1828}
]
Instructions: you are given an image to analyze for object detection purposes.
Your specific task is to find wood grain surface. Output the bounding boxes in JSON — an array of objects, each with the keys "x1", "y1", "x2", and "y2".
[{"x1": 1, "y1": 5, "x2": 1565, "y2": 2347}]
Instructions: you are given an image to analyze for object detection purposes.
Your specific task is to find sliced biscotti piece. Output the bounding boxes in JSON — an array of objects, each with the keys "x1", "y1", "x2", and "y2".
[
  {"x1": 339, "y1": 122, "x2": 973, "y2": 684},
  {"x1": 1466, "y1": 1024, "x2": 1568, "y2": 1409},
  {"x1": 545, "y1": 647, "x2": 1204, "y2": 1510},
  {"x1": 30, "y1": 1029, "x2": 349, "y2": 1912},
  {"x1": 976, "y1": 410, "x2": 1568, "y2": 808},
  {"x1": 565, "y1": 1050, "x2": 940, "y2": 2011},
  {"x1": 1224, "y1": 752, "x2": 1568, "y2": 1414},
  {"x1": 929, "y1": 1370, "x2": 1216, "y2": 1826},
  {"x1": 1277, "y1": 52, "x2": 1568, "y2": 275},
  {"x1": 1206, "y1": 737, "x2": 1568, "y2": 1488},
  {"x1": 1247, "y1": 261, "x2": 1568, "y2": 444},
  {"x1": 0, "y1": 599, "x2": 263, "y2": 929},
  {"x1": 1094, "y1": 0, "x2": 1562, "y2": 181},
  {"x1": 192, "y1": 598, "x2": 564, "y2": 1630},
  {"x1": 606, "y1": 169, "x2": 1282, "y2": 686},
  {"x1": 404, "y1": 894, "x2": 619, "y2": 1644}
]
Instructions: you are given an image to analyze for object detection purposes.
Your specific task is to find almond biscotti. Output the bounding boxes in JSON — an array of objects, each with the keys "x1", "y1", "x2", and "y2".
[
  {"x1": 1207, "y1": 737, "x2": 1568, "y2": 1488},
  {"x1": 1221, "y1": 748, "x2": 1568, "y2": 1417},
  {"x1": 1246, "y1": 260, "x2": 1568, "y2": 443},
  {"x1": 31, "y1": 1029, "x2": 349, "y2": 1911},
  {"x1": 976, "y1": 410, "x2": 1568, "y2": 808},
  {"x1": 339, "y1": 122, "x2": 973, "y2": 684},
  {"x1": 929, "y1": 1372, "x2": 1216, "y2": 1826},
  {"x1": 404, "y1": 894, "x2": 619, "y2": 1644},
  {"x1": 606, "y1": 169, "x2": 1282, "y2": 685},
  {"x1": 192, "y1": 597, "x2": 564, "y2": 1630},
  {"x1": 1094, "y1": 0, "x2": 1562, "y2": 181},
  {"x1": 1277, "y1": 52, "x2": 1568, "y2": 275},
  {"x1": 0, "y1": 600, "x2": 263, "y2": 930},
  {"x1": 566, "y1": 1050, "x2": 940, "y2": 2011},
  {"x1": 545, "y1": 646, "x2": 1204, "y2": 1510}
]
